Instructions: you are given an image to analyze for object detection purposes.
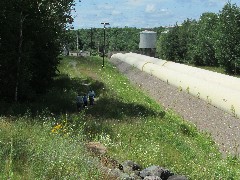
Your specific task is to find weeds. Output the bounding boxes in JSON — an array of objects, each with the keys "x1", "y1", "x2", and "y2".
[
  {"x1": 0, "y1": 56, "x2": 240, "y2": 179},
  {"x1": 0, "y1": 115, "x2": 103, "y2": 179}
]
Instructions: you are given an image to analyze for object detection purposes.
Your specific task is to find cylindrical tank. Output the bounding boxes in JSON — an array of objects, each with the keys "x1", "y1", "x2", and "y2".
[{"x1": 139, "y1": 30, "x2": 157, "y2": 49}]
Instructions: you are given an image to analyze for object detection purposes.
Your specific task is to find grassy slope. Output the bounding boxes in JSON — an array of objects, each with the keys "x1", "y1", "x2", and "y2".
[
  {"x1": 0, "y1": 56, "x2": 239, "y2": 179},
  {"x1": 61, "y1": 56, "x2": 240, "y2": 179}
]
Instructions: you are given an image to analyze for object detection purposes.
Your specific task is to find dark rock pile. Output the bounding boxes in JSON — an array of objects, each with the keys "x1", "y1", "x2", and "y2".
[
  {"x1": 102, "y1": 160, "x2": 188, "y2": 180},
  {"x1": 86, "y1": 142, "x2": 188, "y2": 180}
]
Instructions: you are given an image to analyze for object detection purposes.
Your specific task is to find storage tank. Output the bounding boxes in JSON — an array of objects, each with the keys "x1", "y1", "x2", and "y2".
[
  {"x1": 139, "y1": 30, "x2": 157, "y2": 57},
  {"x1": 139, "y1": 30, "x2": 157, "y2": 48}
]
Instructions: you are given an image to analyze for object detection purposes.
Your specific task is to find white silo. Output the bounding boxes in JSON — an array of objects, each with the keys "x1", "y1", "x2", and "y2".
[{"x1": 139, "y1": 30, "x2": 157, "y2": 57}]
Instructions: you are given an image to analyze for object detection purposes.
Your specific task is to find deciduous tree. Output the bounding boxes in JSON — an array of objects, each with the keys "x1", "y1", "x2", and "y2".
[
  {"x1": 0, "y1": 0, "x2": 75, "y2": 101},
  {"x1": 215, "y1": 3, "x2": 240, "y2": 74}
]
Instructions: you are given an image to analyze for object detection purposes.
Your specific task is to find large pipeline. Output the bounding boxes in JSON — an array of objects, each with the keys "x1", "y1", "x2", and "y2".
[{"x1": 111, "y1": 53, "x2": 240, "y2": 118}]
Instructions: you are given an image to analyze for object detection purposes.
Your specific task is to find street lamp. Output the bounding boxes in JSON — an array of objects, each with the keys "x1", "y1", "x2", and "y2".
[
  {"x1": 101, "y1": 22, "x2": 110, "y2": 68},
  {"x1": 67, "y1": 27, "x2": 79, "y2": 56}
]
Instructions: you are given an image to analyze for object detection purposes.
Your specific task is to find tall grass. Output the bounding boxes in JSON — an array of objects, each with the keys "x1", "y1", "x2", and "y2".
[
  {"x1": 0, "y1": 112, "x2": 103, "y2": 179},
  {"x1": 0, "y1": 55, "x2": 239, "y2": 179}
]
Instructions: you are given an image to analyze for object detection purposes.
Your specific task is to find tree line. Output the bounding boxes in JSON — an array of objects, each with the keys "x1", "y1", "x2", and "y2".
[
  {"x1": 1, "y1": 1, "x2": 239, "y2": 103},
  {"x1": 69, "y1": 2, "x2": 240, "y2": 75},
  {"x1": 66, "y1": 27, "x2": 164, "y2": 55},
  {"x1": 157, "y1": 2, "x2": 240, "y2": 75},
  {"x1": 0, "y1": 0, "x2": 75, "y2": 102}
]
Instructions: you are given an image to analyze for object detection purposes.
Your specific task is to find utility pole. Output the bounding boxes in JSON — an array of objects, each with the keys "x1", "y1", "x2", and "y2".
[
  {"x1": 101, "y1": 22, "x2": 110, "y2": 68},
  {"x1": 76, "y1": 31, "x2": 79, "y2": 55},
  {"x1": 90, "y1": 28, "x2": 93, "y2": 56}
]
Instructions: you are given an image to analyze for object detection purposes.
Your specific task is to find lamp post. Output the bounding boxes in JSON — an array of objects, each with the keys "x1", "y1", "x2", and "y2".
[
  {"x1": 76, "y1": 31, "x2": 79, "y2": 55},
  {"x1": 101, "y1": 22, "x2": 110, "y2": 68},
  {"x1": 67, "y1": 27, "x2": 78, "y2": 56},
  {"x1": 90, "y1": 27, "x2": 93, "y2": 56}
]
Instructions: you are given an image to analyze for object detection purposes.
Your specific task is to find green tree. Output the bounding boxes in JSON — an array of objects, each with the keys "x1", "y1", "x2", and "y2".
[
  {"x1": 215, "y1": 2, "x2": 240, "y2": 74},
  {"x1": 72, "y1": 27, "x2": 141, "y2": 55},
  {"x1": 108, "y1": 27, "x2": 139, "y2": 52},
  {"x1": 178, "y1": 19, "x2": 197, "y2": 63},
  {"x1": 190, "y1": 13, "x2": 219, "y2": 66},
  {"x1": 0, "y1": 0, "x2": 75, "y2": 101},
  {"x1": 157, "y1": 20, "x2": 196, "y2": 63},
  {"x1": 157, "y1": 24, "x2": 182, "y2": 62}
]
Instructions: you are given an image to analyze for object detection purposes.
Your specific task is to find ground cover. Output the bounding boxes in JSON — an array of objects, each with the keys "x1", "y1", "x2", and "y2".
[{"x1": 0, "y1": 56, "x2": 239, "y2": 179}]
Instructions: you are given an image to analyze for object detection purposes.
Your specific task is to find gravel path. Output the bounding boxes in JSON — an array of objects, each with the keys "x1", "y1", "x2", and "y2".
[{"x1": 109, "y1": 58, "x2": 240, "y2": 157}]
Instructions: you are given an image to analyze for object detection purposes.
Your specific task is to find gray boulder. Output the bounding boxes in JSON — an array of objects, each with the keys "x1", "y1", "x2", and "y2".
[
  {"x1": 121, "y1": 160, "x2": 142, "y2": 174},
  {"x1": 140, "y1": 165, "x2": 164, "y2": 178},
  {"x1": 144, "y1": 176, "x2": 162, "y2": 180},
  {"x1": 167, "y1": 175, "x2": 188, "y2": 180},
  {"x1": 161, "y1": 169, "x2": 174, "y2": 180}
]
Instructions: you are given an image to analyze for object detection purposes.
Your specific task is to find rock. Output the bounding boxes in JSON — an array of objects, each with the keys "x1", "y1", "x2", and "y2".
[
  {"x1": 167, "y1": 175, "x2": 188, "y2": 180},
  {"x1": 110, "y1": 168, "x2": 125, "y2": 178},
  {"x1": 120, "y1": 172, "x2": 133, "y2": 180},
  {"x1": 85, "y1": 142, "x2": 187, "y2": 180},
  {"x1": 86, "y1": 142, "x2": 107, "y2": 155},
  {"x1": 132, "y1": 163, "x2": 142, "y2": 171},
  {"x1": 140, "y1": 165, "x2": 164, "y2": 178},
  {"x1": 101, "y1": 155, "x2": 120, "y2": 169},
  {"x1": 144, "y1": 176, "x2": 162, "y2": 180},
  {"x1": 161, "y1": 169, "x2": 174, "y2": 180},
  {"x1": 121, "y1": 160, "x2": 142, "y2": 174},
  {"x1": 119, "y1": 163, "x2": 124, "y2": 170}
]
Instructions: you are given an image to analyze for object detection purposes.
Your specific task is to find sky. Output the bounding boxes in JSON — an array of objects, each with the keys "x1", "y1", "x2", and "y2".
[{"x1": 72, "y1": 0, "x2": 240, "y2": 29}]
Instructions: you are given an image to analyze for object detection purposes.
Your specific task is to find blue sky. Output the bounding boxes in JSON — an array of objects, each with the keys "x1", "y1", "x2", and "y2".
[{"x1": 72, "y1": 0, "x2": 240, "y2": 29}]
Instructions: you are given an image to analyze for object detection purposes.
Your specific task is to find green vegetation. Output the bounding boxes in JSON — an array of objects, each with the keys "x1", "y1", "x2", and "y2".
[
  {"x1": 1, "y1": 56, "x2": 239, "y2": 179},
  {"x1": 157, "y1": 2, "x2": 240, "y2": 75},
  {"x1": 67, "y1": 27, "x2": 164, "y2": 54},
  {"x1": 0, "y1": 115, "x2": 102, "y2": 180},
  {"x1": 2, "y1": 0, "x2": 240, "y2": 105},
  {"x1": 1, "y1": 1, "x2": 239, "y2": 178},
  {"x1": 0, "y1": 0, "x2": 75, "y2": 102},
  {"x1": 67, "y1": 3, "x2": 240, "y2": 77}
]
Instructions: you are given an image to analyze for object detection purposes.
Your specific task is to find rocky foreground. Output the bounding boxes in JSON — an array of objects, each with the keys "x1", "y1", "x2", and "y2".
[{"x1": 87, "y1": 142, "x2": 188, "y2": 180}]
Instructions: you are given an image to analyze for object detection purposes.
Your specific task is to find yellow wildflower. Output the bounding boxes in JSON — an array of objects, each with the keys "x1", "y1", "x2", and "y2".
[{"x1": 51, "y1": 123, "x2": 63, "y2": 133}]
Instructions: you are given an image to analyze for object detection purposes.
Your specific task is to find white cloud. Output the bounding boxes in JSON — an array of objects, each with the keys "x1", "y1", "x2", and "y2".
[
  {"x1": 159, "y1": 8, "x2": 172, "y2": 15},
  {"x1": 73, "y1": 0, "x2": 240, "y2": 28},
  {"x1": 145, "y1": 4, "x2": 156, "y2": 13},
  {"x1": 127, "y1": 0, "x2": 144, "y2": 6}
]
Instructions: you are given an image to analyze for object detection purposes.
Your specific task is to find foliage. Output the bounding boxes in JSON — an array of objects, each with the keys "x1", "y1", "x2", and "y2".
[
  {"x1": 157, "y1": 2, "x2": 240, "y2": 75},
  {"x1": 215, "y1": 2, "x2": 240, "y2": 74},
  {"x1": 157, "y1": 25, "x2": 181, "y2": 62},
  {"x1": 157, "y1": 19, "x2": 196, "y2": 63},
  {"x1": 0, "y1": 56, "x2": 240, "y2": 179},
  {"x1": 66, "y1": 27, "x2": 164, "y2": 55},
  {"x1": 0, "y1": 0, "x2": 75, "y2": 102},
  {"x1": 191, "y1": 13, "x2": 219, "y2": 66},
  {"x1": 0, "y1": 114, "x2": 103, "y2": 179}
]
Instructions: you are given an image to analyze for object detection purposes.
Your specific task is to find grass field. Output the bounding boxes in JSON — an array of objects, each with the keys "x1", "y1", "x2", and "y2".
[{"x1": 0, "y1": 56, "x2": 239, "y2": 179}]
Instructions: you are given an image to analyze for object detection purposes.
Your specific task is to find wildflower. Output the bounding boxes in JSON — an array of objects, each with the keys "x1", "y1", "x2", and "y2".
[{"x1": 51, "y1": 123, "x2": 63, "y2": 133}]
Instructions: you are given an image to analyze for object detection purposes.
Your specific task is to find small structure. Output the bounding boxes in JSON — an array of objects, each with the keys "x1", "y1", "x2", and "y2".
[{"x1": 139, "y1": 30, "x2": 157, "y2": 57}]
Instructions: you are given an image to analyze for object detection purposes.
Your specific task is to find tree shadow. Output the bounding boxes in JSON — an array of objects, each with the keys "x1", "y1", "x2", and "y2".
[
  {"x1": 0, "y1": 71, "x2": 165, "y2": 139},
  {"x1": 79, "y1": 97, "x2": 165, "y2": 142},
  {"x1": 85, "y1": 97, "x2": 165, "y2": 121},
  {"x1": 0, "y1": 74, "x2": 105, "y2": 116},
  {"x1": 0, "y1": 73, "x2": 165, "y2": 142}
]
